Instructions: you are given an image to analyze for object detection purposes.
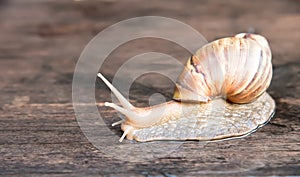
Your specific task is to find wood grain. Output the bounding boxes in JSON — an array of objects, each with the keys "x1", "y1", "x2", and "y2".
[{"x1": 0, "y1": 0, "x2": 299, "y2": 176}]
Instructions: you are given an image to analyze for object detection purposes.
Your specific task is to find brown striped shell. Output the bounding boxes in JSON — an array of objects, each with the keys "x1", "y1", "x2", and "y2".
[
  {"x1": 98, "y1": 33, "x2": 275, "y2": 142},
  {"x1": 173, "y1": 33, "x2": 272, "y2": 104}
]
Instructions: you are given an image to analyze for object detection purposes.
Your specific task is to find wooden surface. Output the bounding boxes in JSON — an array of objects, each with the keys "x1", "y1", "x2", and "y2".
[{"x1": 0, "y1": 0, "x2": 299, "y2": 176}]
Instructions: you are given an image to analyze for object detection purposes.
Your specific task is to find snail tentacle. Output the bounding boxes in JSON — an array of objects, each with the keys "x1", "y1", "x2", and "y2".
[
  {"x1": 97, "y1": 73, "x2": 134, "y2": 110},
  {"x1": 98, "y1": 73, "x2": 168, "y2": 129},
  {"x1": 119, "y1": 126, "x2": 133, "y2": 142},
  {"x1": 111, "y1": 120, "x2": 125, "y2": 127},
  {"x1": 104, "y1": 102, "x2": 136, "y2": 120}
]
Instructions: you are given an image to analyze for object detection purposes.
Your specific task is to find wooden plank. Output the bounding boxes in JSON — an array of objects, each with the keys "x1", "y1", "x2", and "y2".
[{"x1": 0, "y1": 0, "x2": 299, "y2": 176}]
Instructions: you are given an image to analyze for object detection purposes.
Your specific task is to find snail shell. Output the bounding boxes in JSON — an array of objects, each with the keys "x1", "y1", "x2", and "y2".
[
  {"x1": 98, "y1": 33, "x2": 275, "y2": 142},
  {"x1": 174, "y1": 33, "x2": 272, "y2": 103}
]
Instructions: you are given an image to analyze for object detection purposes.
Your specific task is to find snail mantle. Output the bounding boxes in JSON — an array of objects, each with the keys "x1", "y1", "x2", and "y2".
[{"x1": 98, "y1": 33, "x2": 275, "y2": 142}]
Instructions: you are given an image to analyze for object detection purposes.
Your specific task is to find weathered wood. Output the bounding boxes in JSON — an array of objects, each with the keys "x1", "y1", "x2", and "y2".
[{"x1": 0, "y1": 0, "x2": 299, "y2": 176}]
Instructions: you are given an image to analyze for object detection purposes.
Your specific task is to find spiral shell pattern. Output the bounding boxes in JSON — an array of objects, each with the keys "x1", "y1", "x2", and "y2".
[{"x1": 173, "y1": 33, "x2": 272, "y2": 103}]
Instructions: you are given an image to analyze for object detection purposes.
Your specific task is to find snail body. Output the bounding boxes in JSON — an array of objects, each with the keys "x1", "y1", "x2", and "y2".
[{"x1": 98, "y1": 33, "x2": 275, "y2": 142}]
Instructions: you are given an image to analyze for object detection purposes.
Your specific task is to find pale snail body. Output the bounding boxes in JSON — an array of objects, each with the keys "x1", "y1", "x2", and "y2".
[{"x1": 98, "y1": 33, "x2": 275, "y2": 142}]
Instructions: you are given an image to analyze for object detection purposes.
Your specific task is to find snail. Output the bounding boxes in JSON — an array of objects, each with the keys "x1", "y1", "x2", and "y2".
[{"x1": 98, "y1": 33, "x2": 275, "y2": 142}]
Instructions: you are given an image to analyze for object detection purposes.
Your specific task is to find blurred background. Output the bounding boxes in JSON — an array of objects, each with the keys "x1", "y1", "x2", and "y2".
[
  {"x1": 0, "y1": 0, "x2": 299, "y2": 176},
  {"x1": 0, "y1": 0, "x2": 300, "y2": 102},
  {"x1": 1, "y1": 0, "x2": 299, "y2": 103}
]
